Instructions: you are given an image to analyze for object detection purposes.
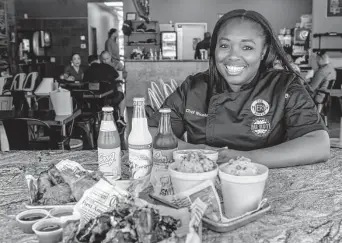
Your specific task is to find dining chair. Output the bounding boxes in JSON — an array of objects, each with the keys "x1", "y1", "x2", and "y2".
[
  {"x1": 22, "y1": 72, "x2": 39, "y2": 92},
  {"x1": 1, "y1": 118, "x2": 69, "y2": 150},
  {"x1": 11, "y1": 73, "x2": 27, "y2": 91}
]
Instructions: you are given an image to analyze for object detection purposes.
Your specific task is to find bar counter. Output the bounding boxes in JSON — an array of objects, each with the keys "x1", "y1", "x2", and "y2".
[
  {"x1": 125, "y1": 59, "x2": 209, "y2": 106},
  {"x1": 1, "y1": 149, "x2": 342, "y2": 242}
]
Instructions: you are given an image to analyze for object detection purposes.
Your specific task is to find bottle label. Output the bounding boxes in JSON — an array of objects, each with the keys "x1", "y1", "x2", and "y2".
[
  {"x1": 98, "y1": 147, "x2": 121, "y2": 181},
  {"x1": 100, "y1": 121, "x2": 117, "y2": 132},
  {"x1": 128, "y1": 143, "x2": 152, "y2": 179},
  {"x1": 151, "y1": 148, "x2": 177, "y2": 196}
]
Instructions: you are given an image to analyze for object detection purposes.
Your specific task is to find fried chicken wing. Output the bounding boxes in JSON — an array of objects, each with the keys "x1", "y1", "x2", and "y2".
[
  {"x1": 47, "y1": 164, "x2": 65, "y2": 184},
  {"x1": 37, "y1": 171, "x2": 53, "y2": 200},
  {"x1": 71, "y1": 175, "x2": 99, "y2": 201},
  {"x1": 39, "y1": 183, "x2": 74, "y2": 205}
]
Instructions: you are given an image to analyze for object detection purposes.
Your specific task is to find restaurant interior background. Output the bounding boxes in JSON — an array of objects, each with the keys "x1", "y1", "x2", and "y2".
[
  {"x1": 2, "y1": 0, "x2": 342, "y2": 121},
  {"x1": 11, "y1": 0, "x2": 342, "y2": 105}
]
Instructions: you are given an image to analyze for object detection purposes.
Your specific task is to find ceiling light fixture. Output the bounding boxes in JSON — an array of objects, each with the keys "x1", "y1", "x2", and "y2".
[{"x1": 104, "y1": 2, "x2": 123, "y2": 7}]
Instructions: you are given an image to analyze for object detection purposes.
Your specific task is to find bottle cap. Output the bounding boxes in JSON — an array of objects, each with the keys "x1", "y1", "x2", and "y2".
[
  {"x1": 133, "y1": 97, "x2": 145, "y2": 102},
  {"x1": 102, "y1": 106, "x2": 114, "y2": 112},
  {"x1": 159, "y1": 108, "x2": 171, "y2": 113}
]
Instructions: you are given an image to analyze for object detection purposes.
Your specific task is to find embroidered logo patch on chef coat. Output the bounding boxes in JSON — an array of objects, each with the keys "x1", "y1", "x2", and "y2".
[
  {"x1": 251, "y1": 99, "x2": 270, "y2": 116},
  {"x1": 251, "y1": 117, "x2": 271, "y2": 137}
]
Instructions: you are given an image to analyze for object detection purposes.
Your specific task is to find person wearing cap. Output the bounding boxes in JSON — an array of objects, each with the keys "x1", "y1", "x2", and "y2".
[
  {"x1": 148, "y1": 9, "x2": 329, "y2": 168},
  {"x1": 306, "y1": 51, "x2": 336, "y2": 104},
  {"x1": 194, "y1": 32, "x2": 211, "y2": 59}
]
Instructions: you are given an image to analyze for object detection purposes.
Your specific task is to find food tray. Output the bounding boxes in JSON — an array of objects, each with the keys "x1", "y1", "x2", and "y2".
[
  {"x1": 150, "y1": 193, "x2": 271, "y2": 233},
  {"x1": 24, "y1": 202, "x2": 76, "y2": 210},
  {"x1": 202, "y1": 202, "x2": 271, "y2": 233}
]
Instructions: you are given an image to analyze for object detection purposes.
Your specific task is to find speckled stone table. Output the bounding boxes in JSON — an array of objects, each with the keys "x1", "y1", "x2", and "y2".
[{"x1": 1, "y1": 149, "x2": 342, "y2": 243}]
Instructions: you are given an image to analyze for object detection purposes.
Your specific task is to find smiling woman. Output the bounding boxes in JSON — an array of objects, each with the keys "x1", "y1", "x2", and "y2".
[
  {"x1": 148, "y1": 9, "x2": 330, "y2": 168},
  {"x1": 215, "y1": 19, "x2": 267, "y2": 92}
]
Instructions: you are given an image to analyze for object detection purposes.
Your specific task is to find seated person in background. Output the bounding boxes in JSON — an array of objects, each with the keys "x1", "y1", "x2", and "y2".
[
  {"x1": 306, "y1": 51, "x2": 336, "y2": 104},
  {"x1": 63, "y1": 53, "x2": 84, "y2": 82},
  {"x1": 101, "y1": 50, "x2": 125, "y2": 80},
  {"x1": 83, "y1": 54, "x2": 118, "y2": 84},
  {"x1": 84, "y1": 53, "x2": 126, "y2": 124},
  {"x1": 148, "y1": 9, "x2": 329, "y2": 168},
  {"x1": 194, "y1": 32, "x2": 211, "y2": 59}
]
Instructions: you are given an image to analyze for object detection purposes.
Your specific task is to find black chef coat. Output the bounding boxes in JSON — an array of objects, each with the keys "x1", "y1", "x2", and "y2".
[{"x1": 148, "y1": 69, "x2": 326, "y2": 151}]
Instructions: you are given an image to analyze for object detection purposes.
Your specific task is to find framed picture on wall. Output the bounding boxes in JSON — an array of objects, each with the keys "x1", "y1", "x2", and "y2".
[
  {"x1": 126, "y1": 12, "x2": 137, "y2": 21},
  {"x1": 327, "y1": 0, "x2": 342, "y2": 17}
]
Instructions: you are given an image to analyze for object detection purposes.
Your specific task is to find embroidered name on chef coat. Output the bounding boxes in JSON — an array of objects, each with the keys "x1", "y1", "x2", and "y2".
[{"x1": 185, "y1": 108, "x2": 208, "y2": 117}]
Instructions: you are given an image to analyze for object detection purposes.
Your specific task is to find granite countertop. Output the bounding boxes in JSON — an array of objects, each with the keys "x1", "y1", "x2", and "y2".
[{"x1": 1, "y1": 149, "x2": 342, "y2": 243}]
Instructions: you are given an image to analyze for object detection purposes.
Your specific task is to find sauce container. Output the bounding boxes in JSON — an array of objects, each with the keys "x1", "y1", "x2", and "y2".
[
  {"x1": 16, "y1": 209, "x2": 49, "y2": 234},
  {"x1": 32, "y1": 218, "x2": 63, "y2": 243}
]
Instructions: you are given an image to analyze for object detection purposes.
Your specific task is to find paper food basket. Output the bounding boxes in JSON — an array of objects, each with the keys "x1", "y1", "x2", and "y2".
[{"x1": 50, "y1": 88, "x2": 72, "y2": 116}]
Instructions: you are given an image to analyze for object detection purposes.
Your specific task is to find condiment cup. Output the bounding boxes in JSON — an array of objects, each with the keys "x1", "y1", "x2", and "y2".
[
  {"x1": 16, "y1": 209, "x2": 49, "y2": 234},
  {"x1": 32, "y1": 218, "x2": 63, "y2": 243},
  {"x1": 49, "y1": 206, "x2": 74, "y2": 219},
  {"x1": 168, "y1": 162, "x2": 218, "y2": 193},
  {"x1": 173, "y1": 149, "x2": 219, "y2": 163},
  {"x1": 218, "y1": 162, "x2": 269, "y2": 219}
]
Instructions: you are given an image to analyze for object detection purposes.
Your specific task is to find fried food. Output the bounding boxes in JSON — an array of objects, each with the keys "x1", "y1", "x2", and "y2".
[
  {"x1": 71, "y1": 175, "x2": 98, "y2": 202},
  {"x1": 176, "y1": 151, "x2": 216, "y2": 173},
  {"x1": 221, "y1": 156, "x2": 259, "y2": 176},
  {"x1": 39, "y1": 183, "x2": 74, "y2": 205},
  {"x1": 33, "y1": 164, "x2": 102, "y2": 205},
  {"x1": 67, "y1": 201, "x2": 182, "y2": 243},
  {"x1": 47, "y1": 164, "x2": 65, "y2": 184},
  {"x1": 37, "y1": 171, "x2": 53, "y2": 199}
]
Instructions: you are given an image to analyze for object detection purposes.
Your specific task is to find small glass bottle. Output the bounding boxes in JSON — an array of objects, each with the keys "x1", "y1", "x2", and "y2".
[
  {"x1": 97, "y1": 106, "x2": 121, "y2": 182},
  {"x1": 128, "y1": 97, "x2": 153, "y2": 179},
  {"x1": 151, "y1": 108, "x2": 178, "y2": 196}
]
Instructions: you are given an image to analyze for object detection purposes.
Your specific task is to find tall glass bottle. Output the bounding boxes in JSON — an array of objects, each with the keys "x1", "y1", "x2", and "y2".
[
  {"x1": 97, "y1": 106, "x2": 121, "y2": 182},
  {"x1": 151, "y1": 108, "x2": 178, "y2": 196},
  {"x1": 128, "y1": 97, "x2": 153, "y2": 179}
]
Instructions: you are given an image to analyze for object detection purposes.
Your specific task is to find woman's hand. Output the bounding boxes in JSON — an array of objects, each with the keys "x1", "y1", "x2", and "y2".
[
  {"x1": 218, "y1": 148, "x2": 233, "y2": 162},
  {"x1": 217, "y1": 148, "x2": 245, "y2": 163}
]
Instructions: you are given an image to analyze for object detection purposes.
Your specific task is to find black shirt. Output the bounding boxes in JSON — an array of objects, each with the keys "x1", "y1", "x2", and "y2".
[
  {"x1": 83, "y1": 63, "x2": 119, "y2": 84},
  {"x1": 194, "y1": 38, "x2": 210, "y2": 59},
  {"x1": 148, "y1": 69, "x2": 326, "y2": 150}
]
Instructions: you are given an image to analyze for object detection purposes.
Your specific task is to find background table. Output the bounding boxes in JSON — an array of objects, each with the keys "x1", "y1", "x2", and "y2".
[
  {"x1": 0, "y1": 109, "x2": 81, "y2": 136},
  {"x1": 1, "y1": 149, "x2": 342, "y2": 243}
]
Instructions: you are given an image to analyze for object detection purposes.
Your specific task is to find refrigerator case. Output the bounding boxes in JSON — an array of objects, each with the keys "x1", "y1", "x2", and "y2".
[{"x1": 161, "y1": 31, "x2": 177, "y2": 59}]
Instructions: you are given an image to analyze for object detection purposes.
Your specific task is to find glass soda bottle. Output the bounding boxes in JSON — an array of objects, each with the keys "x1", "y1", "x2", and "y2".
[
  {"x1": 151, "y1": 108, "x2": 178, "y2": 196},
  {"x1": 128, "y1": 97, "x2": 153, "y2": 179},
  {"x1": 97, "y1": 106, "x2": 121, "y2": 182}
]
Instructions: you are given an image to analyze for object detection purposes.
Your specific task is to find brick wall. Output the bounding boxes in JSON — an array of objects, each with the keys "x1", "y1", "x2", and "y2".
[{"x1": 16, "y1": 18, "x2": 88, "y2": 66}]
